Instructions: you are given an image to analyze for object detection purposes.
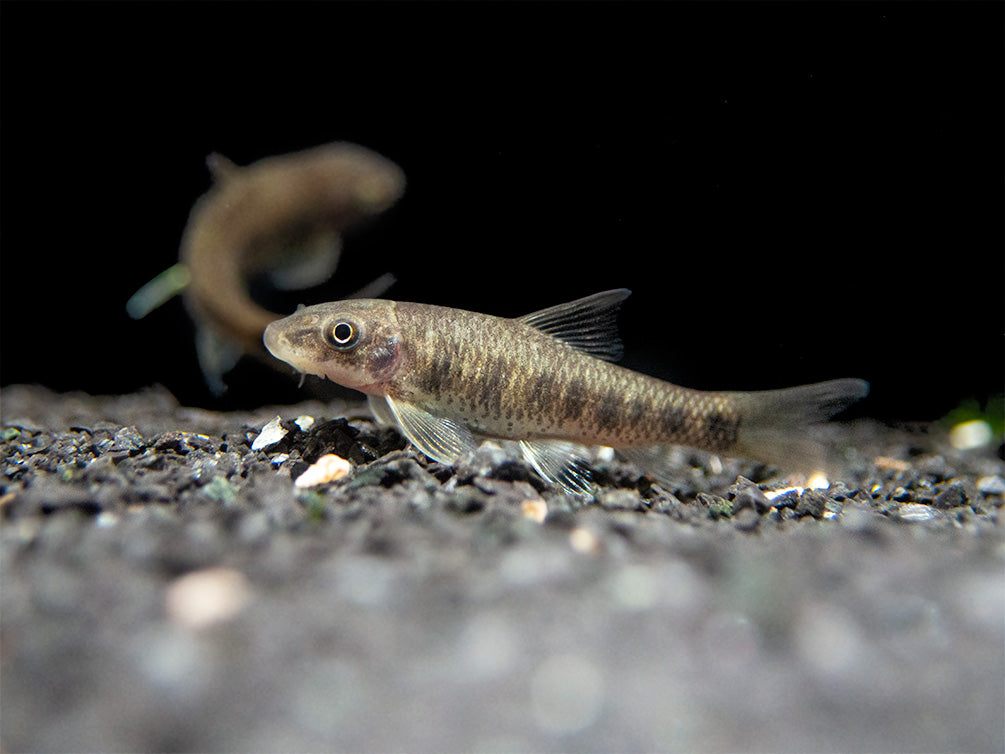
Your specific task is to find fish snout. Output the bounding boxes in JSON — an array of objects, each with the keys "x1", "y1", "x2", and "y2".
[
  {"x1": 263, "y1": 320, "x2": 286, "y2": 360},
  {"x1": 263, "y1": 313, "x2": 328, "y2": 376}
]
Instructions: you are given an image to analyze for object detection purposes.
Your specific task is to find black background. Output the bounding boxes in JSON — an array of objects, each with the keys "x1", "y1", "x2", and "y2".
[{"x1": 2, "y1": 2, "x2": 1002, "y2": 421}]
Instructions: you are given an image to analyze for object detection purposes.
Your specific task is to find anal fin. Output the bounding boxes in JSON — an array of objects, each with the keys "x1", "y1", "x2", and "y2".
[
  {"x1": 195, "y1": 325, "x2": 243, "y2": 396},
  {"x1": 519, "y1": 440, "x2": 594, "y2": 497},
  {"x1": 618, "y1": 445, "x2": 685, "y2": 488}
]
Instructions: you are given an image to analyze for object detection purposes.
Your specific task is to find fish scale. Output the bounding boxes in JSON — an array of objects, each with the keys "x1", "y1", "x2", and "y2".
[{"x1": 264, "y1": 290, "x2": 868, "y2": 495}]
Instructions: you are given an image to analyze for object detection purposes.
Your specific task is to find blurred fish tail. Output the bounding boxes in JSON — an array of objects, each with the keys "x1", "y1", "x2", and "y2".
[{"x1": 732, "y1": 378, "x2": 869, "y2": 470}]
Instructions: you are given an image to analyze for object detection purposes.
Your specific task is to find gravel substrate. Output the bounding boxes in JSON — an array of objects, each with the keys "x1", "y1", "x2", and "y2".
[{"x1": 2, "y1": 384, "x2": 1003, "y2": 753}]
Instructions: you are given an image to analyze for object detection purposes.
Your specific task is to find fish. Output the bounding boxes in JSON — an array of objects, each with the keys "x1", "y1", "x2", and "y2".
[
  {"x1": 127, "y1": 142, "x2": 405, "y2": 394},
  {"x1": 263, "y1": 289, "x2": 869, "y2": 495}
]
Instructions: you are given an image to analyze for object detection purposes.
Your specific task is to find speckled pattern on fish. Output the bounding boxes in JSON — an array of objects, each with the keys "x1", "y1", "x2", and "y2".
[{"x1": 264, "y1": 290, "x2": 868, "y2": 494}]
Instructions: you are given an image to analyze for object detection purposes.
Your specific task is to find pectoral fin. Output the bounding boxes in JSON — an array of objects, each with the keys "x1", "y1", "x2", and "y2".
[
  {"x1": 385, "y1": 396, "x2": 478, "y2": 465},
  {"x1": 519, "y1": 440, "x2": 594, "y2": 497},
  {"x1": 367, "y1": 395, "x2": 397, "y2": 426},
  {"x1": 348, "y1": 272, "x2": 396, "y2": 300},
  {"x1": 267, "y1": 230, "x2": 342, "y2": 290}
]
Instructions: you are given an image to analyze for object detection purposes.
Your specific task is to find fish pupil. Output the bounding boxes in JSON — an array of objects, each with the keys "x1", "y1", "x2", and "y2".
[{"x1": 327, "y1": 321, "x2": 357, "y2": 348}]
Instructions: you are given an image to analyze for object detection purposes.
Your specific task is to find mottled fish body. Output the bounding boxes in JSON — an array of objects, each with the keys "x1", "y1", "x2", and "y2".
[
  {"x1": 264, "y1": 290, "x2": 868, "y2": 494},
  {"x1": 181, "y1": 144, "x2": 404, "y2": 359},
  {"x1": 128, "y1": 142, "x2": 405, "y2": 394}
]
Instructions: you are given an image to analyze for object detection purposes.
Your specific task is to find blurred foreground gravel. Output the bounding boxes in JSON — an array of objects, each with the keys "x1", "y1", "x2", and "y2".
[{"x1": 2, "y1": 384, "x2": 1003, "y2": 752}]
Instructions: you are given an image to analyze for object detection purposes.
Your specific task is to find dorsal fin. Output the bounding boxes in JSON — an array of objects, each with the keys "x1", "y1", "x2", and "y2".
[
  {"x1": 518, "y1": 289, "x2": 630, "y2": 362},
  {"x1": 206, "y1": 153, "x2": 240, "y2": 183}
]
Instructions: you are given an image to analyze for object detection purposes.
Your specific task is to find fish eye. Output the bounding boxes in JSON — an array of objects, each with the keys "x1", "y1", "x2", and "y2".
[{"x1": 325, "y1": 320, "x2": 359, "y2": 349}]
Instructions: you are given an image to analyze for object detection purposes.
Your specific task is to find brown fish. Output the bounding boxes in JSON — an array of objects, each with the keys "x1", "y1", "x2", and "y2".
[
  {"x1": 263, "y1": 290, "x2": 868, "y2": 494},
  {"x1": 128, "y1": 142, "x2": 405, "y2": 393}
]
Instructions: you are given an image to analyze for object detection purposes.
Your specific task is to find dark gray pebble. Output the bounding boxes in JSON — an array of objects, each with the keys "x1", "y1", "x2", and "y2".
[
  {"x1": 796, "y1": 489, "x2": 830, "y2": 519},
  {"x1": 932, "y1": 480, "x2": 968, "y2": 509},
  {"x1": 732, "y1": 485, "x2": 772, "y2": 514},
  {"x1": 696, "y1": 492, "x2": 732, "y2": 519}
]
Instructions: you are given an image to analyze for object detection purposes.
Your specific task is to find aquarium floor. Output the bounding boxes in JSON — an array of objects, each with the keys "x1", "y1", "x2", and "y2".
[{"x1": 2, "y1": 384, "x2": 1003, "y2": 753}]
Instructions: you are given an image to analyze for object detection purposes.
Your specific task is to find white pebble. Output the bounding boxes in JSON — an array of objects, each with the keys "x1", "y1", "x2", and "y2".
[
  {"x1": 977, "y1": 475, "x2": 1005, "y2": 495},
  {"x1": 251, "y1": 415, "x2": 287, "y2": 450},
  {"x1": 898, "y1": 503, "x2": 938, "y2": 522},
  {"x1": 569, "y1": 526, "x2": 602, "y2": 554},
  {"x1": 949, "y1": 419, "x2": 992, "y2": 450},
  {"x1": 94, "y1": 511, "x2": 119, "y2": 528},
  {"x1": 164, "y1": 567, "x2": 251, "y2": 630},
  {"x1": 294, "y1": 454, "x2": 352, "y2": 487}
]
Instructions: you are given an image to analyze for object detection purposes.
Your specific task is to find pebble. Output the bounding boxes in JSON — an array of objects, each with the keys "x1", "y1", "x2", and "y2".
[
  {"x1": 732, "y1": 485, "x2": 772, "y2": 514},
  {"x1": 763, "y1": 482, "x2": 803, "y2": 507},
  {"x1": 977, "y1": 475, "x2": 1005, "y2": 495},
  {"x1": 94, "y1": 511, "x2": 119, "y2": 528},
  {"x1": 108, "y1": 426, "x2": 145, "y2": 453},
  {"x1": 897, "y1": 503, "x2": 939, "y2": 522},
  {"x1": 521, "y1": 498, "x2": 548, "y2": 523},
  {"x1": 164, "y1": 567, "x2": 252, "y2": 630},
  {"x1": 696, "y1": 492, "x2": 732, "y2": 518},
  {"x1": 569, "y1": 526, "x2": 602, "y2": 554},
  {"x1": 445, "y1": 486, "x2": 487, "y2": 514},
  {"x1": 251, "y1": 416, "x2": 288, "y2": 451},
  {"x1": 874, "y1": 455, "x2": 911, "y2": 472},
  {"x1": 823, "y1": 499, "x2": 844, "y2": 520},
  {"x1": 932, "y1": 481, "x2": 968, "y2": 509},
  {"x1": 917, "y1": 455, "x2": 950, "y2": 479},
  {"x1": 796, "y1": 489, "x2": 829, "y2": 519},
  {"x1": 201, "y1": 476, "x2": 237, "y2": 504},
  {"x1": 597, "y1": 488, "x2": 643, "y2": 511},
  {"x1": 949, "y1": 419, "x2": 992, "y2": 450},
  {"x1": 294, "y1": 454, "x2": 352, "y2": 487}
]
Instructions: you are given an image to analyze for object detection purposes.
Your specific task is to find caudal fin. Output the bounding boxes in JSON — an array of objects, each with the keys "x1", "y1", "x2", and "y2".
[{"x1": 731, "y1": 378, "x2": 869, "y2": 470}]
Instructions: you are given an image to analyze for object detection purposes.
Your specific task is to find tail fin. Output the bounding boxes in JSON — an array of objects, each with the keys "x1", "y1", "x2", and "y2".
[{"x1": 732, "y1": 378, "x2": 869, "y2": 470}]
